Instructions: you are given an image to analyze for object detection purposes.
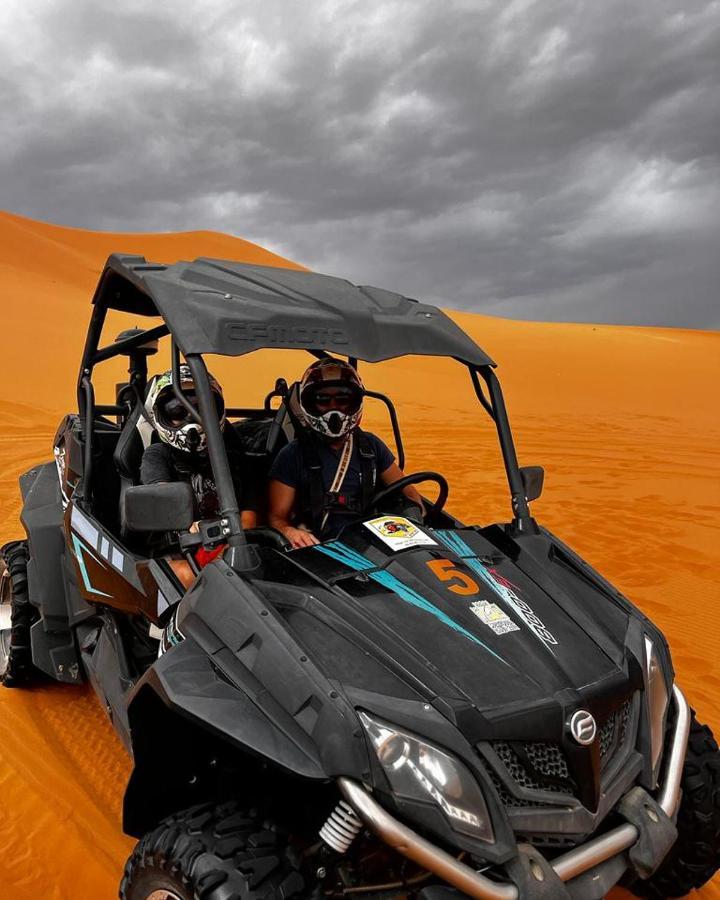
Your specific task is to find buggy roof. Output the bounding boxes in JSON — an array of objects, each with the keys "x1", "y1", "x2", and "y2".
[{"x1": 95, "y1": 254, "x2": 494, "y2": 367}]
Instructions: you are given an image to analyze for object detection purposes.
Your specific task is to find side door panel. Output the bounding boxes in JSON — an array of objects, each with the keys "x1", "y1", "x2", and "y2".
[{"x1": 66, "y1": 502, "x2": 148, "y2": 614}]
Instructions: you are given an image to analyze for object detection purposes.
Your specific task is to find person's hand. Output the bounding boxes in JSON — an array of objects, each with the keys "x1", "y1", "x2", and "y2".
[{"x1": 281, "y1": 526, "x2": 320, "y2": 549}]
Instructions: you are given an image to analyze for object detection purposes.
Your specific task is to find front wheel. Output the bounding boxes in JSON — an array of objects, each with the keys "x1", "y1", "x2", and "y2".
[
  {"x1": 630, "y1": 713, "x2": 720, "y2": 897},
  {"x1": 120, "y1": 801, "x2": 307, "y2": 900},
  {"x1": 0, "y1": 541, "x2": 40, "y2": 687}
]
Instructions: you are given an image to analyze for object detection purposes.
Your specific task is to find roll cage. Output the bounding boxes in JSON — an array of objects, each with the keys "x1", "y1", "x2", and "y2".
[{"x1": 76, "y1": 255, "x2": 537, "y2": 573}]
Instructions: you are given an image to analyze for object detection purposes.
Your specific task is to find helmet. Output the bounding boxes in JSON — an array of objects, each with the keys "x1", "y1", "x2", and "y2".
[
  {"x1": 145, "y1": 365, "x2": 225, "y2": 453},
  {"x1": 298, "y1": 358, "x2": 364, "y2": 440}
]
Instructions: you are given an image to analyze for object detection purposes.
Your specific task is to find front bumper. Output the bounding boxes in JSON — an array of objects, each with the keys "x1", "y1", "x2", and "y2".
[{"x1": 339, "y1": 684, "x2": 690, "y2": 900}]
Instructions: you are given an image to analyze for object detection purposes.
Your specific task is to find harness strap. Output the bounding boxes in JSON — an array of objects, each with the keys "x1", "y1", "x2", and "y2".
[
  {"x1": 320, "y1": 433, "x2": 354, "y2": 533},
  {"x1": 300, "y1": 438, "x2": 325, "y2": 533},
  {"x1": 297, "y1": 429, "x2": 378, "y2": 535},
  {"x1": 356, "y1": 429, "x2": 377, "y2": 512}
]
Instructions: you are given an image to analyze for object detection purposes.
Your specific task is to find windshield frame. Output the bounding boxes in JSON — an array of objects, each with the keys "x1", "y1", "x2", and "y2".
[{"x1": 76, "y1": 300, "x2": 534, "y2": 566}]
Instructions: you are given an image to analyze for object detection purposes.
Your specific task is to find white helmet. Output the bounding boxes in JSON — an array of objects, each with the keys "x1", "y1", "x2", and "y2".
[
  {"x1": 145, "y1": 365, "x2": 225, "y2": 453},
  {"x1": 298, "y1": 358, "x2": 364, "y2": 440}
]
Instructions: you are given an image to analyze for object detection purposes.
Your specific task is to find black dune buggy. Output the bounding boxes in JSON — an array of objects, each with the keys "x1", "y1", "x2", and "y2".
[{"x1": 2, "y1": 255, "x2": 719, "y2": 900}]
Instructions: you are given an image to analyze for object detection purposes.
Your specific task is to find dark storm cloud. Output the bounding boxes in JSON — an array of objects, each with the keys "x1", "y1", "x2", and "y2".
[{"x1": 1, "y1": 0, "x2": 719, "y2": 327}]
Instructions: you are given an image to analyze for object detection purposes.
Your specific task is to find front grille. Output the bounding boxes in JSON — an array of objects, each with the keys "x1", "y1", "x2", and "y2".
[
  {"x1": 486, "y1": 768, "x2": 548, "y2": 808},
  {"x1": 598, "y1": 697, "x2": 632, "y2": 769},
  {"x1": 483, "y1": 695, "x2": 637, "y2": 809},
  {"x1": 491, "y1": 741, "x2": 575, "y2": 796},
  {"x1": 599, "y1": 715, "x2": 615, "y2": 758},
  {"x1": 524, "y1": 741, "x2": 571, "y2": 780}
]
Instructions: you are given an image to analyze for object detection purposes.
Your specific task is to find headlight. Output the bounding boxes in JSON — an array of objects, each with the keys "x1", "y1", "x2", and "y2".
[
  {"x1": 358, "y1": 711, "x2": 494, "y2": 843},
  {"x1": 644, "y1": 636, "x2": 670, "y2": 777}
]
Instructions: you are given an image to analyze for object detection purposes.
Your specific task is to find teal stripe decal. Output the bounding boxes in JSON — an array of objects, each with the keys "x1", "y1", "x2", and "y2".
[
  {"x1": 316, "y1": 541, "x2": 374, "y2": 571},
  {"x1": 315, "y1": 541, "x2": 507, "y2": 663},
  {"x1": 435, "y1": 529, "x2": 473, "y2": 558},
  {"x1": 436, "y1": 531, "x2": 524, "y2": 604},
  {"x1": 71, "y1": 533, "x2": 113, "y2": 598},
  {"x1": 436, "y1": 530, "x2": 558, "y2": 652},
  {"x1": 368, "y1": 569, "x2": 507, "y2": 662}
]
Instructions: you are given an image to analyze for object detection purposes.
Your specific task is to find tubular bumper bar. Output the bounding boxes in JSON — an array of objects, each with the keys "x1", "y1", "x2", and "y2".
[{"x1": 339, "y1": 684, "x2": 690, "y2": 900}]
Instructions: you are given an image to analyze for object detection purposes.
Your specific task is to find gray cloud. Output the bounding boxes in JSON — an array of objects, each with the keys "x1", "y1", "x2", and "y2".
[{"x1": 1, "y1": 0, "x2": 718, "y2": 327}]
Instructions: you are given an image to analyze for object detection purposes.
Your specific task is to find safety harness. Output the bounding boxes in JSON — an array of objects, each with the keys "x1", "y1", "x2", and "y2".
[{"x1": 296, "y1": 428, "x2": 377, "y2": 536}]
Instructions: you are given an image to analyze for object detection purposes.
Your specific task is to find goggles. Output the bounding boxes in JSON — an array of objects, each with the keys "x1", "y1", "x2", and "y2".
[
  {"x1": 311, "y1": 387, "x2": 361, "y2": 411},
  {"x1": 159, "y1": 395, "x2": 197, "y2": 426},
  {"x1": 158, "y1": 391, "x2": 223, "y2": 427}
]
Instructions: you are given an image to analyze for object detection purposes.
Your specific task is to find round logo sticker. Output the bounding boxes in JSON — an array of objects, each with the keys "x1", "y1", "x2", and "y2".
[
  {"x1": 379, "y1": 519, "x2": 416, "y2": 537},
  {"x1": 569, "y1": 710, "x2": 597, "y2": 746}
]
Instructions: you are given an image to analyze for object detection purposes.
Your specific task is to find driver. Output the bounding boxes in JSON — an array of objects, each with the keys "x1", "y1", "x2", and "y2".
[
  {"x1": 268, "y1": 358, "x2": 422, "y2": 548},
  {"x1": 140, "y1": 366, "x2": 257, "y2": 583}
]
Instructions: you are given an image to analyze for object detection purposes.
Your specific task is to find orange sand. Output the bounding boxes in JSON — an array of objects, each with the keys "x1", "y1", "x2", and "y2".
[{"x1": 0, "y1": 210, "x2": 718, "y2": 898}]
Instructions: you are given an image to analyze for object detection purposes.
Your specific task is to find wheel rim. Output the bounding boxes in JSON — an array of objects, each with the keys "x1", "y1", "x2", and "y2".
[
  {"x1": 0, "y1": 567, "x2": 12, "y2": 676},
  {"x1": 146, "y1": 892, "x2": 184, "y2": 900}
]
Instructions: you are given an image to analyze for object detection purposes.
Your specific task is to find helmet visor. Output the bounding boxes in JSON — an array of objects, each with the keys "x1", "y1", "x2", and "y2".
[
  {"x1": 156, "y1": 390, "x2": 224, "y2": 428},
  {"x1": 303, "y1": 384, "x2": 362, "y2": 417}
]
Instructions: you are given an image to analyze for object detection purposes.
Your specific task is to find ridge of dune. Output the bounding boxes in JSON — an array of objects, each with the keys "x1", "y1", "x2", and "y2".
[
  {"x1": 0, "y1": 212, "x2": 718, "y2": 899},
  {"x1": 0, "y1": 208, "x2": 305, "y2": 269},
  {"x1": 0, "y1": 208, "x2": 306, "y2": 416}
]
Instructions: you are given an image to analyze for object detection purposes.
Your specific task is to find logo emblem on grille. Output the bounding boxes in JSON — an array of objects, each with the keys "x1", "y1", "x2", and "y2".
[{"x1": 569, "y1": 710, "x2": 597, "y2": 745}]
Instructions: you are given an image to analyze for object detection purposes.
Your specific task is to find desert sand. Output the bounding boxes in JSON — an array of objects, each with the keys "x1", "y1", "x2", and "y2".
[{"x1": 0, "y1": 209, "x2": 718, "y2": 898}]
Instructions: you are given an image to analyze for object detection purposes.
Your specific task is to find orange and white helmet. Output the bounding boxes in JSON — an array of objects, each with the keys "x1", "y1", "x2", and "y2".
[{"x1": 298, "y1": 358, "x2": 364, "y2": 439}]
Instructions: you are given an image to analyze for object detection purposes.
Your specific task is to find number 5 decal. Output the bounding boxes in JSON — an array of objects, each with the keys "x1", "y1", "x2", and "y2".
[{"x1": 426, "y1": 559, "x2": 480, "y2": 596}]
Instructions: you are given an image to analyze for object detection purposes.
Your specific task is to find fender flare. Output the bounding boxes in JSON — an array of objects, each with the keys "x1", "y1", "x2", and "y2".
[{"x1": 123, "y1": 635, "x2": 329, "y2": 836}]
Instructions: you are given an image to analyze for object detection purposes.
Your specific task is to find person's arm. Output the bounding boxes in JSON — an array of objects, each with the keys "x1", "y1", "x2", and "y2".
[
  {"x1": 234, "y1": 468, "x2": 258, "y2": 531},
  {"x1": 140, "y1": 444, "x2": 174, "y2": 485},
  {"x1": 241, "y1": 509, "x2": 257, "y2": 529},
  {"x1": 369, "y1": 435, "x2": 425, "y2": 513},
  {"x1": 227, "y1": 443, "x2": 259, "y2": 532},
  {"x1": 379, "y1": 462, "x2": 425, "y2": 510},
  {"x1": 380, "y1": 462, "x2": 426, "y2": 519},
  {"x1": 268, "y1": 480, "x2": 319, "y2": 548}
]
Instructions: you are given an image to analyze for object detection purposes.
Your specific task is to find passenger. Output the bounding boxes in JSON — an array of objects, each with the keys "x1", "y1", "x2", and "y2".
[
  {"x1": 140, "y1": 366, "x2": 257, "y2": 585},
  {"x1": 268, "y1": 359, "x2": 423, "y2": 549}
]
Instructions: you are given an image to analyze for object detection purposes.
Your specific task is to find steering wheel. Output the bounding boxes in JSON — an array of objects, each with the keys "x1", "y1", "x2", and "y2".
[{"x1": 367, "y1": 471, "x2": 449, "y2": 518}]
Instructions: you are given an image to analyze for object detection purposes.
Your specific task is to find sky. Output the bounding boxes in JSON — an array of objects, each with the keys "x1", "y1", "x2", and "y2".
[{"x1": 1, "y1": 0, "x2": 719, "y2": 328}]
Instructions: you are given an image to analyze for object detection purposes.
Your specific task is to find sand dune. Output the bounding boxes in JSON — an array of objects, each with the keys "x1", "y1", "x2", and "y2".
[{"x1": 0, "y1": 211, "x2": 718, "y2": 898}]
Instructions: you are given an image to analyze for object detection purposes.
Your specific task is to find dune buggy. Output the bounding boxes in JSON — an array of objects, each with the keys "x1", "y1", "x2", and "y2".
[{"x1": 2, "y1": 254, "x2": 719, "y2": 899}]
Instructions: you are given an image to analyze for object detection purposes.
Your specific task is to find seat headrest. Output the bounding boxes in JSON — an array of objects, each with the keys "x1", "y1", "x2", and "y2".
[
  {"x1": 264, "y1": 382, "x2": 303, "y2": 456},
  {"x1": 113, "y1": 403, "x2": 146, "y2": 481}
]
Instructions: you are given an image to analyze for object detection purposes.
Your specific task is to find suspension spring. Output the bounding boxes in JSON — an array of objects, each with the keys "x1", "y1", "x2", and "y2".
[{"x1": 319, "y1": 800, "x2": 363, "y2": 853}]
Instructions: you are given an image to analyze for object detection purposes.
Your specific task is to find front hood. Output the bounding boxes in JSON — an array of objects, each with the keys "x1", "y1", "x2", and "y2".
[{"x1": 283, "y1": 522, "x2": 640, "y2": 722}]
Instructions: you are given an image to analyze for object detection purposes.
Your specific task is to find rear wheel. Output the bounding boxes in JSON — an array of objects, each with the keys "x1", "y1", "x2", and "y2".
[
  {"x1": 120, "y1": 801, "x2": 307, "y2": 900},
  {"x1": 0, "y1": 541, "x2": 40, "y2": 687},
  {"x1": 630, "y1": 713, "x2": 720, "y2": 897}
]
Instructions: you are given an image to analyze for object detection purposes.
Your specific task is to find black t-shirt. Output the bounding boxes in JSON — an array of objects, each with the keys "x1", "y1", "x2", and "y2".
[
  {"x1": 140, "y1": 432, "x2": 258, "y2": 519},
  {"x1": 269, "y1": 432, "x2": 395, "y2": 538}
]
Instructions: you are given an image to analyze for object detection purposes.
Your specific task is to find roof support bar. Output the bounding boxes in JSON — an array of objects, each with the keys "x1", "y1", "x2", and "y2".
[
  {"x1": 77, "y1": 301, "x2": 107, "y2": 415},
  {"x1": 77, "y1": 375, "x2": 95, "y2": 503},
  {"x1": 469, "y1": 367, "x2": 495, "y2": 421},
  {"x1": 364, "y1": 390, "x2": 405, "y2": 470},
  {"x1": 475, "y1": 367, "x2": 535, "y2": 532},
  {"x1": 171, "y1": 341, "x2": 202, "y2": 425},
  {"x1": 184, "y1": 354, "x2": 260, "y2": 574}
]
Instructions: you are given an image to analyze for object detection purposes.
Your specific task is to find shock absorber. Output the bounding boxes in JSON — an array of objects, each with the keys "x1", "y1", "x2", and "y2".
[{"x1": 319, "y1": 800, "x2": 363, "y2": 854}]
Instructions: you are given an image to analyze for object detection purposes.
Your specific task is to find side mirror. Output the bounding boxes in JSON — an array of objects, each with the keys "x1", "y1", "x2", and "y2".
[
  {"x1": 123, "y1": 482, "x2": 194, "y2": 532},
  {"x1": 520, "y1": 465, "x2": 545, "y2": 502}
]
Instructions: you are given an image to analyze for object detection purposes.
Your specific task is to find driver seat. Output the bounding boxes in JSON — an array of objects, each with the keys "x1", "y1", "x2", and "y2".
[{"x1": 113, "y1": 400, "x2": 155, "y2": 541}]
